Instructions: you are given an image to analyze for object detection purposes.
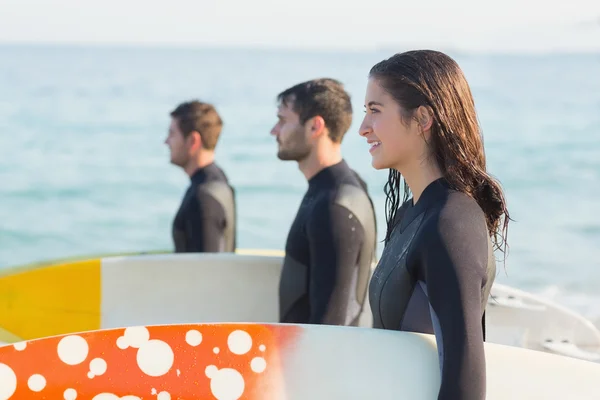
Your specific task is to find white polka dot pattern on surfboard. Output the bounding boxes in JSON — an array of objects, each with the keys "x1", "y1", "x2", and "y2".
[
  {"x1": 116, "y1": 326, "x2": 150, "y2": 350},
  {"x1": 88, "y1": 358, "x2": 107, "y2": 379},
  {"x1": 27, "y1": 374, "x2": 46, "y2": 392},
  {"x1": 0, "y1": 363, "x2": 17, "y2": 400},
  {"x1": 157, "y1": 391, "x2": 171, "y2": 400},
  {"x1": 63, "y1": 388, "x2": 77, "y2": 400},
  {"x1": 13, "y1": 342, "x2": 26, "y2": 351},
  {"x1": 210, "y1": 368, "x2": 245, "y2": 400},
  {"x1": 135, "y1": 339, "x2": 174, "y2": 377},
  {"x1": 185, "y1": 330, "x2": 202, "y2": 347},
  {"x1": 251, "y1": 357, "x2": 267, "y2": 373},
  {"x1": 0, "y1": 323, "x2": 299, "y2": 400},
  {"x1": 227, "y1": 330, "x2": 252, "y2": 355},
  {"x1": 57, "y1": 335, "x2": 89, "y2": 366},
  {"x1": 91, "y1": 395, "x2": 141, "y2": 400}
]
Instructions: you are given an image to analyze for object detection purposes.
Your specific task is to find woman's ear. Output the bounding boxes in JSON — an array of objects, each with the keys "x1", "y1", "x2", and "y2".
[{"x1": 414, "y1": 106, "x2": 434, "y2": 133}]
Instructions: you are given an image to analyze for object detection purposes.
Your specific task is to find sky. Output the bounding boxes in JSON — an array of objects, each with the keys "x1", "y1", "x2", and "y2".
[{"x1": 0, "y1": 0, "x2": 599, "y2": 52}]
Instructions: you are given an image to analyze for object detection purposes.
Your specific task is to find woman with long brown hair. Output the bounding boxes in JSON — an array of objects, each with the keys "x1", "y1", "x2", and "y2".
[{"x1": 359, "y1": 50, "x2": 510, "y2": 399}]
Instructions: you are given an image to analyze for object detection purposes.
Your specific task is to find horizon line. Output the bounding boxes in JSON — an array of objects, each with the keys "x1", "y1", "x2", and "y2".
[{"x1": 1, "y1": 39, "x2": 599, "y2": 56}]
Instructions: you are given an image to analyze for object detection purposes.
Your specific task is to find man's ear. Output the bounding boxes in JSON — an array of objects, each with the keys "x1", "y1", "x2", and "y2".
[
  {"x1": 187, "y1": 131, "x2": 202, "y2": 151},
  {"x1": 307, "y1": 115, "x2": 326, "y2": 139}
]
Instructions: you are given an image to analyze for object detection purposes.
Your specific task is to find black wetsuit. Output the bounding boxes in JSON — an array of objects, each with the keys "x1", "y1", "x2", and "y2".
[
  {"x1": 172, "y1": 163, "x2": 236, "y2": 253},
  {"x1": 369, "y1": 178, "x2": 495, "y2": 400},
  {"x1": 279, "y1": 160, "x2": 377, "y2": 326}
]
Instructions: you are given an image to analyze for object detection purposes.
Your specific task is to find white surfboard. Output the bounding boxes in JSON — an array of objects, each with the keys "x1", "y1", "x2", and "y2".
[
  {"x1": 486, "y1": 283, "x2": 600, "y2": 361},
  {"x1": 0, "y1": 322, "x2": 599, "y2": 400},
  {"x1": 1, "y1": 250, "x2": 599, "y2": 362}
]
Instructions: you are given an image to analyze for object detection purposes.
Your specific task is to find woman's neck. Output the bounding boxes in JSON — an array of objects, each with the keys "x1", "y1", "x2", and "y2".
[{"x1": 398, "y1": 159, "x2": 444, "y2": 205}]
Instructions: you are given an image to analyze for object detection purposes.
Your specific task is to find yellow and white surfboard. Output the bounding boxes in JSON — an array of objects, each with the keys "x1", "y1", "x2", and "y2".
[
  {"x1": 0, "y1": 249, "x2": 287, "y2": 343},
  {"x1": 1, "y1": 248, "x2": 600, "y2": 363}
]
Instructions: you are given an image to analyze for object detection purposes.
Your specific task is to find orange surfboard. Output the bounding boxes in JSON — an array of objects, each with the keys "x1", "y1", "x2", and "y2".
[
  {"x1": 2, "y1": 322, "x2": 600, "y2": 400},
  {"x1": 0, "y1": 322, "x2": 441, "y2": 400}
]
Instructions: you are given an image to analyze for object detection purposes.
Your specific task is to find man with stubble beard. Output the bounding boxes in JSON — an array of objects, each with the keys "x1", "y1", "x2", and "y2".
[
  {"x1": 270, "y1": 78, "x2": 377, "y2": 326},
  {"x1": 165, "y1": 100, "x2": 236, "y2": 253}
]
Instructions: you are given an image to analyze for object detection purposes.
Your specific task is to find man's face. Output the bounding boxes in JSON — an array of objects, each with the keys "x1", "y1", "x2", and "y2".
[
  {"x1": 270, "y1": 100, "x2": 311, "y2": 161},
  {"x1": 165, "y1": 118, "x2": 191, "y2": 167}
]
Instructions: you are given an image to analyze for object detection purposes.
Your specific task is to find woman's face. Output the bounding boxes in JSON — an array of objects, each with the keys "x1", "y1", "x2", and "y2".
[{"x1": 359, "y1": 77, "x2": 424, "y2": 171}]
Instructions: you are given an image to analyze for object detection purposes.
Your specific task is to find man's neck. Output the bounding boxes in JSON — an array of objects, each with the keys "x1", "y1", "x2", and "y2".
[
  {"x1": 298, "y1": 146, "x2": 342, "y2": 181},
  {"x1": 184, "y1": 151, "x2": 215, "y2": 177}
]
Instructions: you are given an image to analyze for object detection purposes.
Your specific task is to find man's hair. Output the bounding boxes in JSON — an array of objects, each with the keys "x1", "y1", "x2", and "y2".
[
  {"x1": 277, "y1": 78, "x2": 353, "y2": 143},
  {"x1": 170, "y1": 100, "x2": 223, "y2": 150}
]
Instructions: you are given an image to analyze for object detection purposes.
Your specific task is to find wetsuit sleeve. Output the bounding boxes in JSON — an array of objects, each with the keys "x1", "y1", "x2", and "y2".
[
  {"x1": 183, "y1": 188, "x2": 226, "y2": 252},
  {"x1": 305, "y1": 200, "x2": 365, "y2": 324},
  {"x1": 418, "y1": 209, "x2": 488, "y2": 400}
]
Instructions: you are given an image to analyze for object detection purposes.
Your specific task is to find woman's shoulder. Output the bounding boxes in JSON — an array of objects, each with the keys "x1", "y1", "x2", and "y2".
[{"x1": 423, "y1": 190, "x2": 488, "y2": 240}]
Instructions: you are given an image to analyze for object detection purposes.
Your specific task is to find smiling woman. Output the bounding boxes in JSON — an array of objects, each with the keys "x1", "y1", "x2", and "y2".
[{"x1": 359, "y1": 50, "x2": 511, "y2": 400}]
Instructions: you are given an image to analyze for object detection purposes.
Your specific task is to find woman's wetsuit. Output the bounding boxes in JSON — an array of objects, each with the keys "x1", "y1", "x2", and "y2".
[{"x1": 369, "y1": 177, "x2": 496, "y2": 400}]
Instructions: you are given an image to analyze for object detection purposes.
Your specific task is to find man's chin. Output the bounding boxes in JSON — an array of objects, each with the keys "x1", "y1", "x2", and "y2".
[
  {"x1": 277, "y1": 147, "x2": 309, "y2": 162},
  {"x1": 277, "y1": 152, "x2": 299, "y2": 161},
  {"x1": 169, "y1": 157, "x2": 184, "y2": 167},
  {"x1": 276, "y1": 149, "x2": 291, "y2": 161},
  {"x1": 277, "y1": 153, "x2": 292, "y2": 161}
]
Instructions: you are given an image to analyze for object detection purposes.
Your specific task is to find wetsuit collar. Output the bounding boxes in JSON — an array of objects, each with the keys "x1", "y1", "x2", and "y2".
[
  {"x1": 400, "y1": 177, "x2": 451, "y2": 231},
  {"x1": 308, "y1": 160, "x2": 350, "y2": 188},
  {"x1": 190, "y1": 162, "x2": 218, "y2": 185}
]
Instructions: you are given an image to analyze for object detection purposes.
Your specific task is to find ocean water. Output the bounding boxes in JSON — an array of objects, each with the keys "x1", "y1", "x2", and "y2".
[{"x1": 0, "y1": 44, "x2": 599, "y2": 323}]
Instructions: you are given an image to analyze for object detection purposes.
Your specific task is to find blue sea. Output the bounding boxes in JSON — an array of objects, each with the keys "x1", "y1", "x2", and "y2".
[{"x1": 0, "y1": 44, "x2": 599, "y2": 324}]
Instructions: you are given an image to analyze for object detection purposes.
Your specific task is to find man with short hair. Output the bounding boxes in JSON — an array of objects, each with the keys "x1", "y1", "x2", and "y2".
[
  {"x1": 270, "y1": 78, "x2": 378, "y2": 326},
  {"x1": 165, "y1": 100, "x2": 236, "y2": 253}
]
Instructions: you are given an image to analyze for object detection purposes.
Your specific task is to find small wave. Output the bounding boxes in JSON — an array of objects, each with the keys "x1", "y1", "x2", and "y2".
[
  {"x1": 577, "y1": 224, "x2": 600, "y2": 236},
  {"x1": 5, "y1": 187, "x2": 91, "y2": 200},
  {"x1": 235, "y1": 184, "x2": 304, "y2": 195},
  {"x1": 531, "y1": 285, "x2": 600, "y2": 323}
]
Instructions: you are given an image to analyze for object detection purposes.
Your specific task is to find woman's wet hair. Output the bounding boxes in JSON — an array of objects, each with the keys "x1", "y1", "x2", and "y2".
[{"x1": 370, "y1": 50, "x2": 511, "y2": 259}]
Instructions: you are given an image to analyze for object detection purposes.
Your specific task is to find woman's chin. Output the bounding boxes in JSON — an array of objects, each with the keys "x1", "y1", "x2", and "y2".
[{"x1": 370, "y1": 155, "x2": 389, "y2": 170}]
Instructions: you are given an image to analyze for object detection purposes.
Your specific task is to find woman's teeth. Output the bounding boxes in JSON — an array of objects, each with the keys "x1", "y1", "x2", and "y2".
[{"x1": 369, "y1": 141, "x2": 381, "y2": 151}]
